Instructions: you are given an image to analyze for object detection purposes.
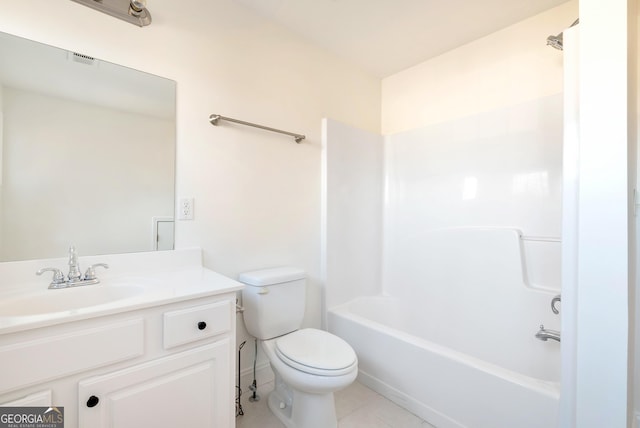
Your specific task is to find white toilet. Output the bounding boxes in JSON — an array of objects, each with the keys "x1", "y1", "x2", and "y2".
[{"x1": 240, "y1": 267, "x2": 358, "y2": 428}]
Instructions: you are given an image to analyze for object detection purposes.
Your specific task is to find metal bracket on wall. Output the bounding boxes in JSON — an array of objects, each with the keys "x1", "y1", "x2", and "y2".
[{"x1": 69, "y1": 0, "x2": 152, "y2": 27}]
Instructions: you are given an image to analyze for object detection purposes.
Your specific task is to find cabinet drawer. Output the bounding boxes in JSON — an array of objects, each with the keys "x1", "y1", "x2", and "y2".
[
  {"x1": 0, "y1": 318, "x2": 144, "y2": 394},
  {"x1": 163, "y1": 301, "x2": 231, "y2": 349},
  {"x1": 1, "y1": 390, "x2": 51, "y2": 406}
]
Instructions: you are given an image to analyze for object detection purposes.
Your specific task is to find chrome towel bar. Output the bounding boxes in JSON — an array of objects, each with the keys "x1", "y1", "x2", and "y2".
[{"x1": 209, "y1": 114, "x2": 305, "y2": 144}]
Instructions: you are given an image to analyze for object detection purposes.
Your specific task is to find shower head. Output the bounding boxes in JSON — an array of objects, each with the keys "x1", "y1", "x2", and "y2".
[
  {"x1": 546, "y1": 19, "x2": 579, "y2": 51},
  {"x1": 546, "y1": 33, "x2": 564, "y2": 50}
]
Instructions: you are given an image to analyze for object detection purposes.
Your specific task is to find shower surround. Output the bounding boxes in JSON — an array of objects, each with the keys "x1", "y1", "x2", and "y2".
[{"x1": 322, "y1": 94, "x2": 563, "y2": 427}]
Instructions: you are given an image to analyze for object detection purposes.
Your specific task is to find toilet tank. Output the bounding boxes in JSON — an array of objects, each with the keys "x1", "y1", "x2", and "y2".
[{"x1": 239, "y1": 267, "x2": 306, "y2": 340}]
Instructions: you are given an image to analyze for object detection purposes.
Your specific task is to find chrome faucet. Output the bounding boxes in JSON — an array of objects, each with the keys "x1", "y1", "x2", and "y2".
[
  {"x1": 67, "y1": 245, "x2": 82, "y2": 282},
  {"x1": 535, "y1": 324, "x2": 561, "y2": 342},
  {"x1": 36, "y1": 246, "x2": 109, "y2": 289}
]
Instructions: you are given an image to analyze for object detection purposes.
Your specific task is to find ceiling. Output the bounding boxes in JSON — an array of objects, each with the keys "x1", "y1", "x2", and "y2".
[{"x1": 237, "y1": 0, "x2": 570, "y2": 77}]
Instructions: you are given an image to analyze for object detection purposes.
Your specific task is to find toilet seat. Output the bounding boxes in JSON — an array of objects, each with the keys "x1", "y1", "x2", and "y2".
[{"x1": 275, "y1": 328, "x2": 357, "y2": 376}]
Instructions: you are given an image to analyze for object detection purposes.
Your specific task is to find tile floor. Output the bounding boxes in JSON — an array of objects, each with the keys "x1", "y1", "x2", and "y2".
[{"x1": 235, "y1": 380, "x2": 436, "y2": 428}]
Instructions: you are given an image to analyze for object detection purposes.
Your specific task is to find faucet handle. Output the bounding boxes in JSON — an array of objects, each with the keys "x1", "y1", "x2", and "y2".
[
  {"x1": 84, "y1": 263, "x2": 109, "y2": 281},
  {"x1": 36, "y1": 267, "x2": 66, "y2": 288},
  {"x1": 551, "y1": 295, "x2": 561, "y2": 314}
]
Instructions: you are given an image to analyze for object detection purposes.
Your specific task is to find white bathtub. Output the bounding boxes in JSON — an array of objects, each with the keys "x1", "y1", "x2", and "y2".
[{"x1": 328, "y1": 295, "x2": 560, "y2": 428}]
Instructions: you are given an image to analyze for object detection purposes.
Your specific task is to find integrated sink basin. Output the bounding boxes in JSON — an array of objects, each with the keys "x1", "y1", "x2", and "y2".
[
  {"x1": 0, "y1": 248, "x2": 246, "y2": 334},
  {"x1": 0, "y1": 284, "x2": 144, "y2": 317}
]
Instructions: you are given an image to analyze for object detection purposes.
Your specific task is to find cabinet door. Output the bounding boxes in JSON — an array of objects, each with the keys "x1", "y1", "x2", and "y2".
[{"x1": 78, "y1": 339, "x2": 231, "y2": 428}]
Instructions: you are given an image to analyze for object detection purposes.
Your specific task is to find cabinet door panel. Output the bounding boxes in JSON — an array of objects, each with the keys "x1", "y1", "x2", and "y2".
[
  {"x1": 110, "y1": 362, "x2": 215, "y2": 428},
  {"x1": 79, "y1": 339, "x2": 230, "y2": 428}
]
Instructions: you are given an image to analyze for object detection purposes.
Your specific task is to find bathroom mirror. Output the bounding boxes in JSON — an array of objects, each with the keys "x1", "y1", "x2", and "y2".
[{"x1": 0, "y1": 30, "x2": 176, "y2": 262}]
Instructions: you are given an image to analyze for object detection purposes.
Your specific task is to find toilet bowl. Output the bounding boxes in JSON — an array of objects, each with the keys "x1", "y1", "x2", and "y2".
[
  {"x1": 239, "y1": 267, "x2": 358, "y2": 428},
  {"x1": 261, "y1": 329, "x2": 357, "y2": 428}
]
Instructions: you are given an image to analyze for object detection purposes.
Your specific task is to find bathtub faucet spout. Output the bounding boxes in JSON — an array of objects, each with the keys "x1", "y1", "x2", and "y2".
[{"x1": 535, "y1": 324, "x2": 560, "y2": 342}]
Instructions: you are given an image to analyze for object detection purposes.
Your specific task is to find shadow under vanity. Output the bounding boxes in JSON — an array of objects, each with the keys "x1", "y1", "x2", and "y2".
[{"x1": 0, "y1": 31, "x2": 242, "y2": 427}]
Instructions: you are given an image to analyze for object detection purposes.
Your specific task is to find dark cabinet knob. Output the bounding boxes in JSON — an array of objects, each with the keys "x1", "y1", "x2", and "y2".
[
  {"x1": 86, "y1": 395, "x2": 100, "y2": 408},
  {"x1": 198, "y1": 321, "x2": 207, "y2": 330}
]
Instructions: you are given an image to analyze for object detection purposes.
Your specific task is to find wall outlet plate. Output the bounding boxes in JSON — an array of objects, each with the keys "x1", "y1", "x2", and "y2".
[{"x1": 179, "y1": 198, "x2": 194, "y2": 220}]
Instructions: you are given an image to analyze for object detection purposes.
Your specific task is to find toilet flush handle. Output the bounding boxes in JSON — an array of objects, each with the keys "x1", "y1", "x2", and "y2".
[{"x1": 258, "y1": 287, "x2": 270, "y2": 295}]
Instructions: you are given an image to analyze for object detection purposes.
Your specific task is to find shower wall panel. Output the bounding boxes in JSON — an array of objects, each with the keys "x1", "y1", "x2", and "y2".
[
  {"x1": 322, "y1": 118, "x2": 384, "y2": 310},
  {"x1": 382, "y1": 94, "x2": 563, "y2": 293}
]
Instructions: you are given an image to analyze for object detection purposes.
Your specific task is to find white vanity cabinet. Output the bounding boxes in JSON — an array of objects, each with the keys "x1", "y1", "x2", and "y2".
[
  {"x1": 0, "y1": 292, "x2": 237, "y2": 428},
  {"x1": 78, "y1": 299, "x2": 233, "y2": 428}
]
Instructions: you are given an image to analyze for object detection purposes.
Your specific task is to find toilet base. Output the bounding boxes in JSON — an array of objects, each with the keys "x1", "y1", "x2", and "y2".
[{"x1": 266, "y1": 370, "x2": 338, "y2": 428}]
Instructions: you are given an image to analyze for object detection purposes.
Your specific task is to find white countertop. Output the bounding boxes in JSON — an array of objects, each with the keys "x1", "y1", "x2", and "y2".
[{"x1": 0, "y1": 248, "x2": 244, "y2": 335}]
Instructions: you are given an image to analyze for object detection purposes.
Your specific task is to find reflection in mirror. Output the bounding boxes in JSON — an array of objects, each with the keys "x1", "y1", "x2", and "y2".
[{"x1": 0, "y1": 31, "x2": 176, "y2": 262}]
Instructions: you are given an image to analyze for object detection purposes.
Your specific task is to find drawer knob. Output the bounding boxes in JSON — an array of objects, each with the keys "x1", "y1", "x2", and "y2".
[
  {"x1": 198, "y1": 321, "x2": 207, "y2": 330},
  {"x1": 86, "y1": 395, "x2": 100, "y2": 408}
]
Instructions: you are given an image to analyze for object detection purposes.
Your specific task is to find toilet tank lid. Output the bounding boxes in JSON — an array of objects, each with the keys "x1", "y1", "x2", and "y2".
[{"x1": 238, "y1": 267, "x2": 306, "y2": 286}]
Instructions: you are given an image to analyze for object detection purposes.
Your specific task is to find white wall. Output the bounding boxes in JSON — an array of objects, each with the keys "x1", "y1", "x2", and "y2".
[
  {"x1": 559, "y1": 26, "x2": 580, "y2": 428},
  {"x1": 382, "y1": 1, "x2": 578, "y2": 135},
  {"x1": 1, "y1": 86, "x2": 174, "y2": 260},
  {"x1": 0, "y1": 0, "x2": 380, "y2": 379},
  {"x1": 576, "y1": 0, "x2": 634, "y2": 425}
]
